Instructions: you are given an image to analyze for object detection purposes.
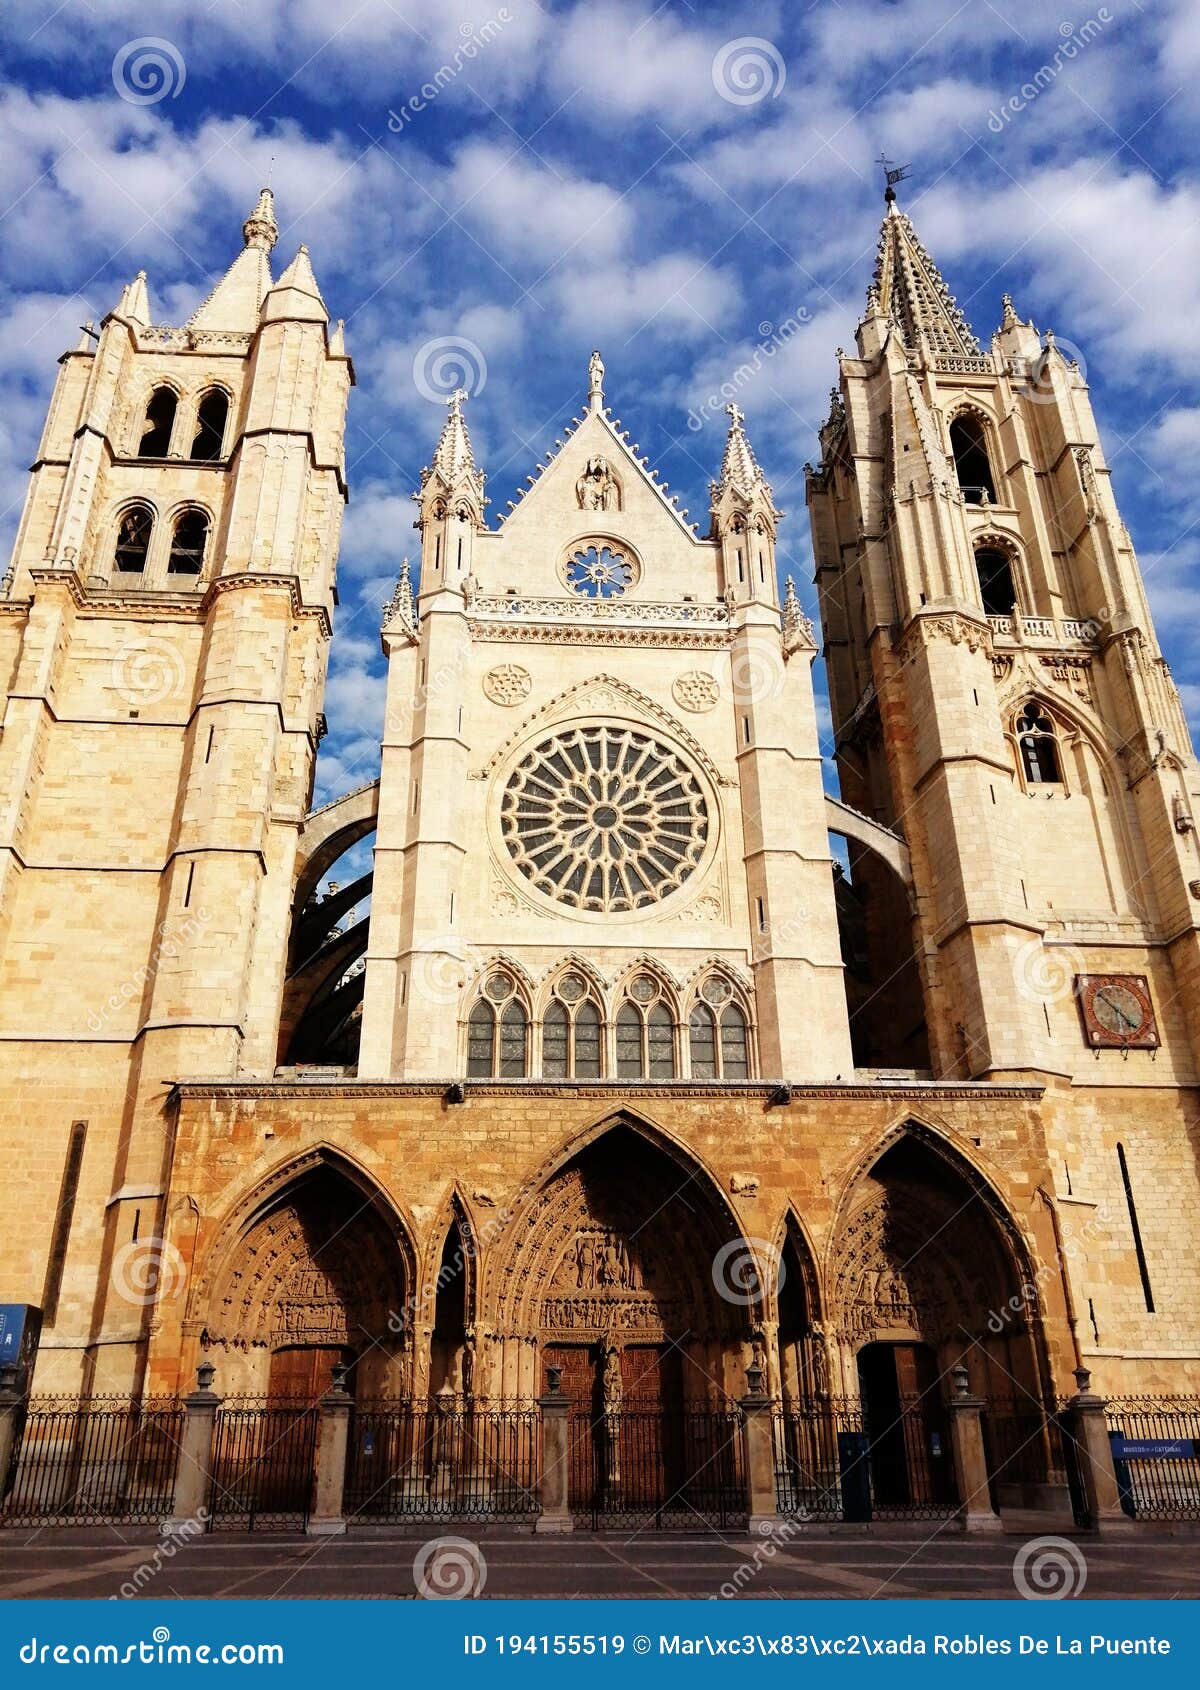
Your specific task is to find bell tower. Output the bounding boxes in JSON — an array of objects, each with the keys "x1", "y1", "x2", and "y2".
[
  {"x1": 0, "y1": 190, "x2": 352, "y2": 1388},
  {"x1": 808, "y1": 185, "x2": 1200, "y2": 1083}
]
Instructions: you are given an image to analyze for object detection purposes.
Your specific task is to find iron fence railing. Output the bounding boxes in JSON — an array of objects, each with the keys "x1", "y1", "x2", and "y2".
[
  {"x1": 344, "y1": 1401, "x2": 540, "y2": 1522},
  {"x1": 206, "y1": 1399, "x2": 319, "y2": 1531},
  {"x1": 566, "y1": 1403, "x2": 745, "y2": 1530},
  {"x1": 1106, "y1": 1396, "x2": 1200, "y2": 1522},
  {"x1": 1, "y1": 1396, "x2": 184, "y2": 1526}
]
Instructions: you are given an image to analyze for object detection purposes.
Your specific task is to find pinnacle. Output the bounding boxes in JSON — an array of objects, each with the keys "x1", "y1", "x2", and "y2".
[
  {"x1": 242, "y1": 186, "x2": 278, "y2": 254},
  {"x1": 714, "y1": 401, "x2": 765, "y2": 498},
  {"x1": 871, "y1": 199, "x2": 979, "y2": 357},
  {"x1": 429, "y1": 388, "x2": 481, "y2": 487}
]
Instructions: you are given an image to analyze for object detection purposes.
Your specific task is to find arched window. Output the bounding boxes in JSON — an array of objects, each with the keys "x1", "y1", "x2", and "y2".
[
  {"x1": 1016, "y1": 704, "x2": 1062, "y2": 785},
  {"x1": 949, "y1": 412, "x2": 996, "y2": 504},
  {"x1": 574, "y1": 1000, "x2": 602, "y2": 1078},
  {"x1": 542, "y1": 974, "x2": 602, "y2": 1078},
  {"x1": 975, "y1": 545, "x2": 1016, "y2": 616},
  {"x1": 190, "y1": 389, "x2": 229, "y2": 462},
  {"x1": 499, "y1": 1000, "x2": 527, "y2": 1077},
  {"x1": 168, "y1": 509, "x2": 208, "y2": 576},
  {"x1": 543, "y1": 1000, "x2": 569, "y2": 1078},
  {"x1": 114, "y1": 504, "x2": 153, "y2": 573},
  {"x1": 689, "y1": 1002, "x2": 717, "y2": 1079},
  {"x1": 720, "y1": 1003, "x2": 750, "y2": 1078},
  {"x1": 647, "y1": 1002, "x2": 674, "y2": 1077},
  {"x1": 616, "y1": 1003, "x2": 642, "y2": 1077},
  {"x1": 139, "y1": 386, "x2": 177, "y2": 458},
  {"x1": 615, "y1": 976, "x2": 677, "y2": 1078},
  {"x1": 466, "y1": 1000, "x2": 495, "y2": 1076}
]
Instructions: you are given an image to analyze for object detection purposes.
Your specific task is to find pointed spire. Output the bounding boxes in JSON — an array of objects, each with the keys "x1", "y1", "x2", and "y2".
[
  {"x1": 262, "y1": 243, "x2": 327, "y2": 323},
  {"x1": 1000, "y1": 292, "x2": 1020, "y2": 331},
  {"x1": 242, "y1": 186, "x2": 278, "y2": 254},
  {"x1": 714, "y1": 402, "x2": 765, "y2": 499},
  {"x1": 118, "y1": 270, "x2": 151, "y2": 326},
  {"x1": 329, "y1": 318, "x2": 346, "y2": 356},
  {"x1": 189, "y1": 188, "x2": 277, "y2": 332},
  {"x1": 432, "y1": 389, "x2": 477, "y2": 484},
  {"x1": 782, "y1": 574, "x2": 816, "y2": 651},
  {"x1": 871, "y1": 196, "x2": 980, "y2": 359},
  {"x1": 382, "y1": 556, "x2": 416, "y2": 631}
]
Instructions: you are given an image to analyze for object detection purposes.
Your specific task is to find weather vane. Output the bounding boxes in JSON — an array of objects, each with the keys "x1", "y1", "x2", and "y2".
[{"x1": 876, "y1": 153, "x2": 911, "y2": 200}]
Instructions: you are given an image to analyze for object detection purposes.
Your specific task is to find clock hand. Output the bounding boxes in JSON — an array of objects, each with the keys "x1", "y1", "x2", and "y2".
[{"x1": 1096, "y1": 990, "x2": 1137, "y2": 1031}]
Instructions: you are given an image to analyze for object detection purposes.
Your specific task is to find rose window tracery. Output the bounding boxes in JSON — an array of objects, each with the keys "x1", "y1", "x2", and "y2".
[
  {"x1": 563, "y1": 543, "x2": 634, "y2": 599},
  {"x1": 499, "y1": 725, "x2": 709, "y2": 912}
]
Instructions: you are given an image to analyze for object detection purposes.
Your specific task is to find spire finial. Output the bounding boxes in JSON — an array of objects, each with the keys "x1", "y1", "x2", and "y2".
[
  {"x1": 877, "y1": 152, "x2": 910, "y2": 203},
  {"x1": 726, "y1": 402, "x2": 744, "y2": 428},
  {"x1": 242, "y1": 186, "x2": 278, "y2": 253},
  {"x1": 588, "y1": 349, "x2": 605, "y2": 412}
]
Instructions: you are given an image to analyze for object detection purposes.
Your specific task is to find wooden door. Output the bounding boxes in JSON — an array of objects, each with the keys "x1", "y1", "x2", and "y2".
[
  {"x1": 543, "y1": 1344, "x2": 598, "y2": 1512},
  {"x1": 267, "y1": 1345, "x2": 350, "y2": 1404}
]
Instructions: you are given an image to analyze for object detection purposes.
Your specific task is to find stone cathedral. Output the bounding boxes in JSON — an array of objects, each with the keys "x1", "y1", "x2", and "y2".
[{"x1": 1, "y1": 186, "x2": 1199, "y2": 1453}]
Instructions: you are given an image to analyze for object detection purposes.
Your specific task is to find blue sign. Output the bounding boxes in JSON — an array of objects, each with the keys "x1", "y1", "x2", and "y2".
[
  {"x1": 1110, "y1": 1434, "x2": 1196, "y2": 1460},
  {"x1": 0, "y1": 1304, "x2": 41, "y2": 1378}
]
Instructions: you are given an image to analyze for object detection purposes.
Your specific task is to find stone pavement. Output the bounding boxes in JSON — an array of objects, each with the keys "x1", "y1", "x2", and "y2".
[{"x1": 0, "y1": 1526, "x2": 1198, "y2": 1601}]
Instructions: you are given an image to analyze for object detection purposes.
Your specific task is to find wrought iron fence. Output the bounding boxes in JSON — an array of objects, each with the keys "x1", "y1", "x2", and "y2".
[
  {"x1": 774, "y1": 1395, "x2": 957, "y2": 1522},
  {"x1": 344, "y1": 1401, "x2": 540, "y2": 1522},
  {"x1": 980, "y1": 1395, "x2": 1089, "y2": 1527},
  {"x1": 1106, "y1": 1396, "x2": 1200, "y2": 1521},
  {"x1": 566, "y1": 1403, "x2": 745, "y2": 1529},
  {"x1": 1, "y1": 1396, "x2": 184, "y2": 1526},
  {"x1": 206, "y1": 1399, "x2": 319, "y2": 1531}
]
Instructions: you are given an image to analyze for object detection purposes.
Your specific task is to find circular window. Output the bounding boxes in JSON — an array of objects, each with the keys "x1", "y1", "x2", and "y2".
[
  {"x1": 628, "y1": 975, "x2": 657, "y2": 1003},
  {"x1": 499, "y1": 725, "x2": 709, "y2": 913},
  {"x1": 483, "y1": 972, "x2": 514, "y2": 1002},
  {"x1": 555, "y1": 972, "x2": 586, "y2": 1003},
  {"x1": 563, "y1": 542, "x2": 634, "y2": 599}
]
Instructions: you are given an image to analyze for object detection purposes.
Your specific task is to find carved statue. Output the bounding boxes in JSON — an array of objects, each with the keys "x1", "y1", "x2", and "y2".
[
  {"x1": 575, "y1": 455, "x2": 619, "y2": 511},
  {"x1": 602, "y1": 1344, "x2": 622, "y2": 1411},
  {"x1": 575, "y1": 1235, "x2": 595, "y2": 1290},
  {"x1": 588, "y1": 348, "x2": 605, "y2": 406},
  {"x1": 810, "y1": 1325, "x2": 829, "y2": 1396},
  {"x1": 461, "y1": 1324, "x2": 476, "y2": 1396}
]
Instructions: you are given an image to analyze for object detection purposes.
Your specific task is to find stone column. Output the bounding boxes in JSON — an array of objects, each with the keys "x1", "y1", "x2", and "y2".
[
  {"x1": 1067, "y1": 1368, "x2": 1131, "y2": 1534},
  {"x1": 307, "y1": 1366, "x2": 353, "y2": 1537},
  {"x1": 535, "y1": 1369, "x2": 573, "y2": 1534},
  {"x1": 0, "y1": 1364, "x2": 24, "y2": 1503},
  {"x1": 740, "y1": 1363, "x2": 779, "y2": 1532},
  {"x1": 946, "y1": 1364, "x2": 1002, "y2": 1533},
  {"x1": 163, "y1": 1363, "x2": 220, "y2": 1534}
]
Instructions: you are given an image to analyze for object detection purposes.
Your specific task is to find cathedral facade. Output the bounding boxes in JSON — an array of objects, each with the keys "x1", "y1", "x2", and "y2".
[{"x1": 1, "y1": 186, "x2": 1198, "y2": 1472}]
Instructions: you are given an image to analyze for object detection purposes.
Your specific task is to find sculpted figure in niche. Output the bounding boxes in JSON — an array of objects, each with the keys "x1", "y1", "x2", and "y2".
[
  {"x1": 575, "y1": 455, "x2": 620, "y2": 511},
  {"x1": 602, "y1": 1345, "x2": 622, "y2": 1411}
]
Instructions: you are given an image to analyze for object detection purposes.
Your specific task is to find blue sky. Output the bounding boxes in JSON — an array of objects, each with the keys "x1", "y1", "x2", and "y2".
[{"x1": 2, "y1": 0, "x2": 1198, "y2": 815}]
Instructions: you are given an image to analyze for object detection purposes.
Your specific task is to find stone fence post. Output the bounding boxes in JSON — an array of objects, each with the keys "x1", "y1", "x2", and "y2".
[
  {"x1": 0, "y1": 1363, "x2": 24, "y2": 1503},
  {"x1": 1066, "y1": 1368, "x2": 1131, "y2": 1534},
  {"x1": 740, "y1": 1362, "x2": 778, "y2": 1532},
  {"x1": 308, "y1": 1365, "x2": 354, "y2": 1536},
  {"x1": 164, "y1": 1363, "x2": 220, "y2": 1534},
  {"x1": 946, "y1": 1364, "x2": 1001, "y2": 1532},
  {"x1": 535, "y1": 1368, "x2": 573, "y2": 1533}
]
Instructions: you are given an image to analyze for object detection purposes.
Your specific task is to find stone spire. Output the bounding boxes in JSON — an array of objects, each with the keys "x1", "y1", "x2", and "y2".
[
  {"x1": 713, "y1": 403, "x2": 765, "y2": 500},
  {"x1": 782, "y1": 573, "x2": 816, "y2": 651},
  {"x1": 121, "y1": 269, "x2": 151, "y2": 326},
  {"x1": 189, "y1": 187, "x2": 278, "y2": 332},
  {"x1": 417, "y1": 389, "x2": 486, "y2": 527},
  {"x1": 262, "y1": 243, "x2": 327, "y2": 323},
  {"x1": 871, "y1": 195, "x2": 980, "y2": 359},
  {"x1": 382, "y1": 556, "x2": 416, "y2": 631}
]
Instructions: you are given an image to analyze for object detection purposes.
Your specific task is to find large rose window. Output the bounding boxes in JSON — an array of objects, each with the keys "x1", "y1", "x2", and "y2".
[{"x1": 499, "y1": 725, "x2": 709, "y2": 912}]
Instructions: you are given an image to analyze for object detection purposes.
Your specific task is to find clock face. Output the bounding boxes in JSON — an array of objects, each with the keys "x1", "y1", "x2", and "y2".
[
  {"x1": 1092, "y1": 984, "x2": 1145, "y2": 1036},
  {"x1": 1077, "y1": 974, "x2": 1159, "y2": 1049}
]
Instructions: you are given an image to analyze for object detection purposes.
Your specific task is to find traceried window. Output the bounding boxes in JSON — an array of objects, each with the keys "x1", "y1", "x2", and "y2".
[
  {"x1": 500, "y1": 725, "x2": 708, "y2": 913},
  {"x1": 1016, "y1": 703, "x2": 1062, "y2": 785},
  {"x1": 190, "y1": 389, "x2": 229, "y2": 462},
  {"x1": 465, "y1": 971, "x2": 528, "y2": 1077},
  {"x1": 168, "y1": 509, "x2": 209, "y2": 575},
  {"x1": 139, "y1": 387, "x2": 177, "y2": 458},
  {"x1": 563, "y1": 543, "x2": 633, "y2": 599},
  {"x1": 114, "y1": 505, "x2": 154, "y2": 573},
  {"x1": 949, "y1": 412, "x2": 996, "y2": 504},
  {"x1": 542, "y1": 973, "x2": 602, "y2": 1079},
  {"x1": 615, "y1": 975, "x2": 676, "y2": 1078},
  {"x1": 689, "y1": 976, "x2": 751, "y2": 1079}
]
